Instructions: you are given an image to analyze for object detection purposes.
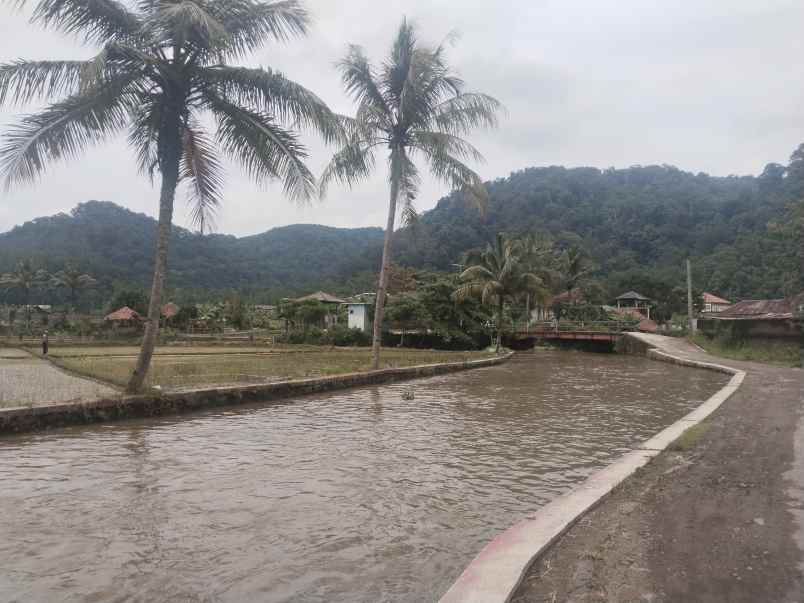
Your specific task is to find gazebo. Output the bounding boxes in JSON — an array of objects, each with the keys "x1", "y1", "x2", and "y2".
[
  {"x1": 615, "y1": 291, "x2": 653, "y2": 319},
  {"x1": 104, "y1": 306, "x2": 143, "y2": 322}
]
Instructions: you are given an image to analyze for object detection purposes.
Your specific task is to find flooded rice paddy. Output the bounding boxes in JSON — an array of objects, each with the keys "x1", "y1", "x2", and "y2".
[{"x1": 0, "y1": 351, "x2": 727, "y2": 602}]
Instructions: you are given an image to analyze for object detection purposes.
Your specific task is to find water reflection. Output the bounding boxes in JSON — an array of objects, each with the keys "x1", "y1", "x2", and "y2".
[{"x1": 0, "y1": 352, "x2": 726, "y2": 602}]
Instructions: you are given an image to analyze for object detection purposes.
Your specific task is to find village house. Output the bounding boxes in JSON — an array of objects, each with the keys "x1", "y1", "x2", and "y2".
[
  {"x1": 701, "y1": 292, "x2": 732, "y2": 314},
  {"x1": 698, "y1": 296, "x2": 803, "y2": 341},
  {"x1": 293, "y1": 291, "x2": 347, "y2": 329}
]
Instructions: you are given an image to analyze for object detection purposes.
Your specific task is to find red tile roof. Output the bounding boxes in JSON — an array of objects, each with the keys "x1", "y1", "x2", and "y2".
[
  {"x1": 703, "y1": 292, "x2": 731, "y2": 305},
  {"x1": 549, "y1": 289, "x2": 584, "y2": 304}
]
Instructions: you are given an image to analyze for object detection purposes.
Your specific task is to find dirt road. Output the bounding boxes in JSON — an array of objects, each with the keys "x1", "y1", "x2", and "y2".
[{"x1": 513, "y1": 335, "x2": 804, "y2": 603}]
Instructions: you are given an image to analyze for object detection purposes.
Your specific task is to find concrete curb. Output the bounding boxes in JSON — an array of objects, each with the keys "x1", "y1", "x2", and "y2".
[
  {"x1": 0, "y1": 353, "x2": 512, "y2": 436},
  {"x1": 439, "y1": 335, "x2": 746, "y2": 603}
]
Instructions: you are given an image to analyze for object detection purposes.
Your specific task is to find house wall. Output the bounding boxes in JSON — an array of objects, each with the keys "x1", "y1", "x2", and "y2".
[
  {"x1": 699, "y1": 318, "x2": 799, "y2": 340},
  {"x1": 348, "y1": 305, "x2": 368, "y2": 332}
]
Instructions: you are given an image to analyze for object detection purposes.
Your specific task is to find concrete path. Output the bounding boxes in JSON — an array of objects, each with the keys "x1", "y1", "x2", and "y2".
[
  {"x1": 513, "y1": 334, "x2": 804, "y2": 603},
  {"x1": 0, "y1": 349, "x2": 117, "y2": 409}
]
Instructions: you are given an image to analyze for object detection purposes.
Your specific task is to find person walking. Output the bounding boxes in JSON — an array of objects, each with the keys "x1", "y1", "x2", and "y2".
[{"x1": 41, "y1": 330, "x2": 48, "y2": 356}]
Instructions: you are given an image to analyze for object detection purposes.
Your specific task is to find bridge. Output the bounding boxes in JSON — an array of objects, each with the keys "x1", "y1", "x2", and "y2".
[{"x1": 511, "y1": 321, "x2": 632, "y2": 343}]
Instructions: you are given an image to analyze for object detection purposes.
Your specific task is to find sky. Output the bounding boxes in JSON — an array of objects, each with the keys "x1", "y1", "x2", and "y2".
[{"x1": 1, "y1": 0, "x2": 804, "y2": 236}]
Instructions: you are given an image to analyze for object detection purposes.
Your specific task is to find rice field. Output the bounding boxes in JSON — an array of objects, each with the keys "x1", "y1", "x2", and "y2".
[{"x1": 35, "y1": 345, "x2": 493, "y2": 392}]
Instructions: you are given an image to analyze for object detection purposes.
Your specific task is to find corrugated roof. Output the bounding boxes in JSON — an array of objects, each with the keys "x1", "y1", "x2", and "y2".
[
  {"x1": 616, "y1": 290, "x2": 650, "y2": 301},
  {"x1": 703, "y1": 292, "x2": 731, "y2": 305},
  {"x1": 295, "y1": 291, "x2": 348, "y2": 304},
  {"x1": 715, "y1": 299, "x2": 792, "y2": 321}
]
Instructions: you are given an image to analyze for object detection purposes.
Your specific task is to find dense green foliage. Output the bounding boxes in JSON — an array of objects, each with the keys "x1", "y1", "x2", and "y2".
[
  {"x1": 2, "y1": 153, "x2": 802, "y2": 310},
  {"x1": 395, "y1": 161, "x2": 801, "y2": 301},
  {"x1": 0, "y1": 201, "x2": 383, "y2": 304}
]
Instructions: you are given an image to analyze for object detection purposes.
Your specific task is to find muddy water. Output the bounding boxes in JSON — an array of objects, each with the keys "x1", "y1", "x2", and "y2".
[{"x1": 0, "y1": 352, "x2": 727, "y2": 602}]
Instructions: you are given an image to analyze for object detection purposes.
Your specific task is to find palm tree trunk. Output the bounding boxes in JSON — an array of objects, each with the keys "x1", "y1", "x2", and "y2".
[
  {"x1": 126, "y1": 122, "x2": 181, "y2": 393},
  {"x1": 525, "y1": 293, "x2": 530, "y2": 333},
  {"x1": 371, "y1": 179, "x2": 399, "y2": 370},
  {"x1": 496, "y1": 298, "x2": 504, "y2": 353}
]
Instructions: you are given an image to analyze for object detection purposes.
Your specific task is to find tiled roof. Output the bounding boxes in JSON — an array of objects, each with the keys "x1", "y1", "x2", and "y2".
[
  {"x1": 295, "y1": 291, "x2": 348, "y2": 304},
  {"x1": 715, "y1": 299, "x2": 792, "y2": 320},
  {"x1": 703, "y1": 292, "x2": 731, "y2": 305},
  {"x1": 104, "y1": 306, "x2": 143, "y2": 321}
]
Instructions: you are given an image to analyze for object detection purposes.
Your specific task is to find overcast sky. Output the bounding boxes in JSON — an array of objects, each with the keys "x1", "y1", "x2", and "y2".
[{"x1": 1, "y1": 0, "x2": 804, "y2": 236}]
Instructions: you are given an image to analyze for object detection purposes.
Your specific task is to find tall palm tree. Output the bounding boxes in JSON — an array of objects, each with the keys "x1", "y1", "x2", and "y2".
[
  {"x1": 0, "y1": 0, "x2": 342, "y2": 392},
  {"x1": 518, "y1": 233, "x2": 556, "y2": 327},
  {"x1": 560, "y1": 246, "x2": 592, "y2": 301},
  {"x1": 0, "y1": 259, "x2": 49, "y2": 332},
  {"x1": 453, "y1": 233, "x2": 542, "y2": 352},
  {"x1": 51, "y1": 263, "x2": 97, "y2": 312},
  {"x1": 320, "y1": 20, "x2": 502, "y2": 369}
]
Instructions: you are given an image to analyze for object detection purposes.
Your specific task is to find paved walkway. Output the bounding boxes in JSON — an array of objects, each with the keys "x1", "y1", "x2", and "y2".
[
  {"x1": 513, "y1": 334, "x2": 804, "y2": 603},
  {"x1": 0, "y1": 349, "x2": 116, "y2": 409}
]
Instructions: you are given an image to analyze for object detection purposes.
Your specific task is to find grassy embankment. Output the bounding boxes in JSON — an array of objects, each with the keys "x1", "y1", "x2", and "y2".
[
  {"x1": 31, "y1": 345, "x2": 494, "y2": 392},
  {"x1": 692, "y1": 334, "x2": 800, "y2": 367}
]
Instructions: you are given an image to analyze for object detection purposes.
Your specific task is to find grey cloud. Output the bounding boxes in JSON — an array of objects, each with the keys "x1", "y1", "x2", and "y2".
[{"x1": 1, "y1": 0, "x2": 803, "y2": 235}]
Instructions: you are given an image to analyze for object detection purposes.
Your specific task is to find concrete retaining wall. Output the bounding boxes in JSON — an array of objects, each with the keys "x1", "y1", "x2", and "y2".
[
  {"x1": 0, "y1": 353, "x2": 512, "y2": 436},
  {"x1": 439, "y1": 334, "x2": 746, "y2": 603}
]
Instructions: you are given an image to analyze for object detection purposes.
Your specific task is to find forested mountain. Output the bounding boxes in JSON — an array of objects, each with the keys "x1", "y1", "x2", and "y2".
[
  {"x1": 396, "y1": 162, "x2": 798, "y2": 301},
  {"x1": 0, "y1": 153, "x2": 799, "y2": 306},
  {"x1": 0, "y1": 201, "x2": 384, "y2": 303}
]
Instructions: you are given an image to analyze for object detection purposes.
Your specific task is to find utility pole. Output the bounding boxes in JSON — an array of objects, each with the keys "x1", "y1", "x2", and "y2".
[{"x1": 686, "y1": 258, "x2": 696, "y2": 335}]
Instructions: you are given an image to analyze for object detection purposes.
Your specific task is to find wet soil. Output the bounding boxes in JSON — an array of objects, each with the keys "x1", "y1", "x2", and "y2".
[{"x1": 513, "y1": 353, "x2": 804, "y2": 603}]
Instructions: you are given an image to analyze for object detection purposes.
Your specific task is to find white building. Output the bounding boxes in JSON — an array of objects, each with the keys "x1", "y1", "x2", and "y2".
[{"x1": 347, "y1": 303, "x2": 370, "y2": 332}]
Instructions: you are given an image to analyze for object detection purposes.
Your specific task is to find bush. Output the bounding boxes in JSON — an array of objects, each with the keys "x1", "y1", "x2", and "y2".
[{"x1": 330, "y1": 326, "x2": 371, "y2": 347}]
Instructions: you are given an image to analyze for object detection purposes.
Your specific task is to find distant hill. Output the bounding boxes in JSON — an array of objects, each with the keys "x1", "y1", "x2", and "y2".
[
  {"x1": 0, "y1": 158, "x2": 798, "y2": 306},
  {"x1": 395, "y1": 163, "x2": 797, "y2": 300},
  {"x1": 0, "y1": 201, "x2": 384, "y2": 302}
]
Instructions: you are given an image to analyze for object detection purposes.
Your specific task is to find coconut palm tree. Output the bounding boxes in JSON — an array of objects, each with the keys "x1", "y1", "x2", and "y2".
[
  {"x1": 560, "y1": 246, "x2": 593, "y2": 300},
  {"x1": 453, "y1": 233, "x2": 542, "y2": 353},
  {"x1": 320, "y1": 20, "x2": 502, "y2": 369},
  {"x1": 518, "y1": 233, "x2": 556, "y2": 327},
  {"x1": 0, "y1": 0, "x2": 342, "y2": 392},
  {"x1": 0, "y1": 259, "x2": 49, "y2": 332},
  {"x1": 50, "y1": 263, "x2": 97, "y2": 312}
]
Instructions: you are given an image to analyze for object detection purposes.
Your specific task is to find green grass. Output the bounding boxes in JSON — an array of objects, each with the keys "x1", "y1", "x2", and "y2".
[
  {"x1": 49, "y1": 346, "x2": 495, "y2": 391},
  {"x1": 692, "y1": 334, "x2": 800, "y2": 367}
]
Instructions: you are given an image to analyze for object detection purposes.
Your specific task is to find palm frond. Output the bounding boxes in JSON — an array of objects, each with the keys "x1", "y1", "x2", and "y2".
[
  {"x1": 390, "y1": 146, "x2": 420, "y2": 210},
  {"x1": 128, "y1": 95, "x2": 162, "y2": 182},
  {"x1": 180, "y1": 118, "x2": 224, "y2": 233},
  {"x1": 434, "y1": 92, "x2": 503, "y2": 135},
  {"x1": 0, "y1": 76, "x2": 138, "y2": 189},
  {"x1": 143, "y1": 1, "x2": 227, "y2": 49},
  {"x1": 337, "y1": 44, "x2": 391, "y2": 125},
  {"x1": 205, "y1": 89, "x2": 315, "y2": 202},
  {"x1": 411, "y1": 130, "x2": 484, "y2": 163},
  {"x1": 0, "y1": 59, "x2": 87, "y2": 106},
  {"x1": 198, "y1": 65, "x2": 343, "y2": 143},
  {"x1": 418, "y1": 144, "x2": 488, "y2": 212},
  {"x1": 319, "y1": 137, "x2": 378, "y2": 197},
  {"x1": 204, "y1": 0, "x2": 309, "y2": 58},
  {"x1": 382, "y1": 18, "x2": 416, "y2": 106},
  {"x1": 29, "y1": 0, "x2": 142, "y2": 44}
]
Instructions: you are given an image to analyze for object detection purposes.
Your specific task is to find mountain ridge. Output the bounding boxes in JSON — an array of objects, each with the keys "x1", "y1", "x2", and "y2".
[{"x1": 0, "y1": 159, "x2": 797, "y2": 304}]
